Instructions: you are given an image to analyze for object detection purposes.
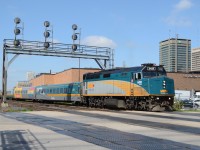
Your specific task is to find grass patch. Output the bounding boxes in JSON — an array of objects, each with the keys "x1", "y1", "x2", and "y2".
[
  {"x1": 1, "y1": 106, "x2": 33, "y2": 112},
  {"x1": 177, "y1": 109, "x2": 200, "y2": 112}
]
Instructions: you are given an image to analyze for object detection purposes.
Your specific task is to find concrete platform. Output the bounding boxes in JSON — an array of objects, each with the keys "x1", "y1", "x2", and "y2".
[{"x1": 0, "y1": 110, "x2": 200, "y2": 150}]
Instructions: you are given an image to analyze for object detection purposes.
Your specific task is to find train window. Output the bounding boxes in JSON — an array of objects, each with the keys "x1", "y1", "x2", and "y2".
[
  {"x1": 158, "y1": 71, "x2": 166, "y2": 76},
  {"x1": 103, "y1": 74, "x2": 110, "y2": 78},
  {"x1": 50, "y1": 89, "x2": 52, "y2": 93},
  {"x1": 53, "y1": 89, "x2": 56, "y2": 94},
  {"x1": 68, "y1": 88, "x2": 72, "y2": 93},
  {"x1": 57, "y1": 88, "x2": 60, "y2": 94},
  {"x1": 143, "y1": 72, "x2": 157, "y2": 78},
  {"x1": 134, "y1": 73, "x2": 141, "y2": 80},
  {"x1": 138, "y1": 73, "x2": 141, "y2": 79},
  {"x1": 87, "y1": 74, "x2": 94, "y2": 79},
  {"x1": 60, "y1": 88, "x2": 64, "y2": 93},
  {"x1": 83, "y1": 74, "x2": 86, "y2": 80},
  {"x1": 93, "y1": 74, "x2": 100, "y2": 79},
  {"x1": 64, "y1": 88, "x2": 67, "y2": 93}
]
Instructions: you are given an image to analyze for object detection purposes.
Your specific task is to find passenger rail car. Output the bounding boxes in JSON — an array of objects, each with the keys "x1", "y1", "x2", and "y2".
[
  {"x1": 35, "y1": 83, "x2": 81, "y2": 102},
  {"x1": 82, "y1": 63, "x2": 175, "y2": 111},
  {"x1": 13, "y1": 82, "x2": 81, "y2": 102}
]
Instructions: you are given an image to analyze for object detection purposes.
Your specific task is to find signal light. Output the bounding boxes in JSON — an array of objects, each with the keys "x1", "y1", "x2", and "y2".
[
  {"x1": 14, "y1": 40, "x2": 20, "y2": 47},
  {"x1": 72, "y1": 24, "x2": 77, "y2": 30},
  {"x1": 14, "y1": 28, "x2": 21, "y2": 35},
  {"x1": 44, "y1": 21, "x2": 50, "y2": 27},
  {"x1": 14, "y1": 17, "x2": 21, "y2": 24},
  {"x1": 72, "y1": 34, "x2": 78, "y2": 40},
  {"x1": 72, "y1": 44, "x2": 77, "y2": 51},
  {"x1": 44, "y1": 42, "x2": 50, "y2": 48},
  {"x1": 44, "y1": 31, "x2": 50, "y2": 38}
]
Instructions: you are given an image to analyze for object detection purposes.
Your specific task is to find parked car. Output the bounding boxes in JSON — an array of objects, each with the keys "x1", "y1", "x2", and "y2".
[
  {"x1": 182, "y1": 100, "x2": 193, "y2": 109},
  {"x1": 193, "y1": 100, "x2": 200, "y2": 108}
]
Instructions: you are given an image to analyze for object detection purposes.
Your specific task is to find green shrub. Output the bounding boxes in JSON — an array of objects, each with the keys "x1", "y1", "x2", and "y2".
[{"x1": 173, "y1": 98, "x2": 183, "y2": 111}]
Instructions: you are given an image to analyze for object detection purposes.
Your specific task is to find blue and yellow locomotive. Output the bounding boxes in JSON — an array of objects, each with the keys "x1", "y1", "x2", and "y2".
[{"x1": 82, "y1": 63, "x2": 174, "y2": 111}]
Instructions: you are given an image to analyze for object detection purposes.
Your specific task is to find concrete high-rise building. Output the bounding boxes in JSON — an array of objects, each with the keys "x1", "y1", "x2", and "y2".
[
  {"x1": 191, "y1": 47, "x2": 200, "y2": 72},
  {"x1": 159, "y1": 38, "x2": 191, "y2": 72},
  {"x1": 27, "y1": 72, "x2": 35, "y2": 81}
]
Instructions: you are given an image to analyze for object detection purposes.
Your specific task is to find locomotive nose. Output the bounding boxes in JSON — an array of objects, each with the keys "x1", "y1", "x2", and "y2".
[
  {"x1": 160, "y1": 77, "x2": 174, "y2": 95},
  {"x1": 143, "y1": 76, "x2": 174, "y2": 95}
]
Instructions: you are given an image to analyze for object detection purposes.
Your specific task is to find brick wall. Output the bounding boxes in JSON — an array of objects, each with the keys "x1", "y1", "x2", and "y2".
[
  {"x1": 30, "y1": 74, "x2": 55, "y2": 87},
  {"x1": 30, "y1": 68, "x2": 100, "y2": 86},
  {"x1": 167, "y1": 73, "x2": 200, "y2": 91}
]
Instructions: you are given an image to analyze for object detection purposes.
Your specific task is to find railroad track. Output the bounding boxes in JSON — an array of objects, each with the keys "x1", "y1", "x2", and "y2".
[{"x1": 4, "y1": 100, "x2": 112, "y2": 112}]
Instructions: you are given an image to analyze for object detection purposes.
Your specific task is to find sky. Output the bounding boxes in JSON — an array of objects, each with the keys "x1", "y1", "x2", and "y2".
[{"x1": 0, "y1": 0, "x2": 200, "y2": 90}]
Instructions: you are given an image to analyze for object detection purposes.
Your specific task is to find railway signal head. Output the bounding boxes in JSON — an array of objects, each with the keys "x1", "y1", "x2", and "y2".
[
  {"x1": 44, "y1": 21, "x2": 50, "y2": 27},
  {"x1": 72, "y1": 24, "x2": 78, "y2": 30},
  {"x1": 72, "y1": 44, "x2": 77, "y2": 51},
  {"x1": 14, "y1": 17, "x2": 21, "y2": 24}
]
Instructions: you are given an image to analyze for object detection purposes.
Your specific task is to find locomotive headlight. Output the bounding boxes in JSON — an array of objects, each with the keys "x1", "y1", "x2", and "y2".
[{"x1": 163, "y1": 81, "x2": 166, "y2": 89}]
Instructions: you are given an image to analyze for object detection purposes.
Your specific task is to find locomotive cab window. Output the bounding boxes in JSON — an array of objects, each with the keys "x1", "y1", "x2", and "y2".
[
  {"x1": 134, "y1": 73, "x2": 141, "y2": 80},
  {"x1": 142, "y1": 66, "x2": 166, "y2": 78}
]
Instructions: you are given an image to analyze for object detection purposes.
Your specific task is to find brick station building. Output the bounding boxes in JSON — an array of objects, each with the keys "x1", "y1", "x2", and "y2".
[
  {"x1": 30, "y1": 68, "x2": 100, "y2": 87},
  {"x1": 168, "y1": 72, "x2": 200, "y2": 91}
]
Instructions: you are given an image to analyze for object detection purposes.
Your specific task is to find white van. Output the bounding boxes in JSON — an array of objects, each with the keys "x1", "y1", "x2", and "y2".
[{"x1": 193, "y1": 92, "x2": 200, "y2": 107}]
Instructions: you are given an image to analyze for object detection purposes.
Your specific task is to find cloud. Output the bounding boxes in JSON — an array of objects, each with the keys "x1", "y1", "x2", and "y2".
[
  {"x1": 164, "y1": 0, "x2": 193, "y2": 27},
  {"x1": 82, "y1": 36, "x2": 116, "y2": 49},
  {"x1": 174, "y1": 0, "x2": 193, "y2": 12}
]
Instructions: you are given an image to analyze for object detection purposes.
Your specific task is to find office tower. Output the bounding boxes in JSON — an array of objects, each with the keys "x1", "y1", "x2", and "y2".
[
  {"x1": 27, "y1": 71, "x2": 35, "y2": 81},
  {"x1": 191, "y1": 47, "x2": 200, "y2": 72},
  {"x1": 159, "y1": 38, "x2": 191, "y2": 72}
]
